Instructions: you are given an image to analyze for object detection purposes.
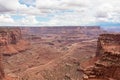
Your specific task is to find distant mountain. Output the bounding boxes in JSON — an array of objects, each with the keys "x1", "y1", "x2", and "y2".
[{"x1": 103, "y1": 26, "x2": 120, "y2": 32}]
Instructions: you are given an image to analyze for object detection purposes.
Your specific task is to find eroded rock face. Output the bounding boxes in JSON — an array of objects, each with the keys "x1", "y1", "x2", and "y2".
[
  {"x1": 0, "y1": 27, "x2": 29, "y2": 80},
  {"x1": 96, "y1": 34, "x2": 120, "y2": 57},
  {"x1": 0, "y1": 27, "x2": 28, "y2": 55},
  {"x1": 83, "y1": 34, "x2": 120, "y2": 80},
  {"x1": 0, "y1": 49, "x2": 5, "y2": 80}
]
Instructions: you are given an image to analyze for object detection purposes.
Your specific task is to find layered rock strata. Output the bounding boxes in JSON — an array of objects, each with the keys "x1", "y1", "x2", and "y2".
[
  {"x1": 0, "y1": 46, "x2": 5, "y2": 80},
  {"x1": 83, "y1": 34, "x2": 120, "y2": 80},
  {"x1": 0, "y1": 27, "x2": 28, "y2": 55},
  {"x1": 0, "y1": 27, "x2": 28, "y2": 80}
]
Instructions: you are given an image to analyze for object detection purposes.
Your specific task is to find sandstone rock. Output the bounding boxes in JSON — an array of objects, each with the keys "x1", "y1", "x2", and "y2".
[
  {"x1": 0, "y1": 52, "x2": 5, "y2": 80},
  {"x1": 0, "y1": 27, "x2": 28, "y2": 80},
  {"x1": 0, "y1": 27, "x2": 29, "y2": 55},
  {"x1": 83, "y1": 34, "x2": 120, "y2": 80}
]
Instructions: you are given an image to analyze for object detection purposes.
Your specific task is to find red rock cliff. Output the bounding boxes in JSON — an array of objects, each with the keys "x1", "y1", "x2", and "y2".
[
  {"x1": 0, "y1": 27, "x2": 29, "y2": 80},
  {"x1": 83, "y1": 34, "x2": 120, "y2": 80},
  {"x1": 0, "y1": 28, "x2": 29, "y2": 55},
  {"x1": 0, "y1": 48, "x2": 4, "y2": 80}
]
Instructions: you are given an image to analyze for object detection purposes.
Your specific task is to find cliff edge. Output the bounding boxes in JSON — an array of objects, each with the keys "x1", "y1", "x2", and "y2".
[
  {"x1": 83, "y1": 34, "x2": 120, "y2": 80},
  {"x1": 0, "y1": 28, "x2": 29, "y2": 55},
  {"x1": 0, "y1": 27, "x2": 29, "y2": 80}
]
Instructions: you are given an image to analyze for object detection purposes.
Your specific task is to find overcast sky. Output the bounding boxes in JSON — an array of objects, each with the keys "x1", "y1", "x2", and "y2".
[{"x1": 0, "y1": 0, "x2": 120, "y2": 28}]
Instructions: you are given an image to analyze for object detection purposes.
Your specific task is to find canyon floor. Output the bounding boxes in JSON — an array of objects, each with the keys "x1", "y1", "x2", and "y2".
[{"x1": 4, "y1": 39, "x2": 97, "y2": 80}]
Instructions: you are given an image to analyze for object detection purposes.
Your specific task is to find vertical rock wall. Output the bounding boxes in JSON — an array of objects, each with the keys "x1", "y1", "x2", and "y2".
[{"x1": 83, "y1": 34, "x2": 120, "y2": 80}]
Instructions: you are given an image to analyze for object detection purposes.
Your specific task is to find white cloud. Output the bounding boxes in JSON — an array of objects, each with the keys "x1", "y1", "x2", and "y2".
[
  {"x1": 37, "y1": 12, "x2": 96, "y2": 26},
  {"x1": 0, "y1": 0, "x2": 120, "y2": 26},
  {"x1": 0, "y1": 14, "x2": 14, "y2": 22},
  {"x1": 0, "y1": 0, "x2": 25, "y2": 11},
  {"x1": 20, "y1": 15, "x2": 38, "y2": 25},
  {"x1": 0, "y1": 14, "x2": 15, "y2": 25},
  {"x1": 0, "y1": 14, "x2": 38, "y2": 26}
]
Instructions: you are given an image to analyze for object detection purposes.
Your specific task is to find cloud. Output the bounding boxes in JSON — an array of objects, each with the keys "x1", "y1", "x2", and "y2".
[
  {"x1": 19, "y1": 15, "x2": 38, "y2": 25},
  {"x1": 37, "y1": 12, "x2": 96, "y2": 26},
  {"x1": 0, "y1": 0, "x2": 120, "y2": 26},
  {"x1": 0, "y1": 5, "x2": 11, "y2": 12},
  {"x1": 0, "y1": 14, "x2": 39, "y2": 26},
  {"x1": 0, "y1": 14, "x2": 15, "y2": 25}
]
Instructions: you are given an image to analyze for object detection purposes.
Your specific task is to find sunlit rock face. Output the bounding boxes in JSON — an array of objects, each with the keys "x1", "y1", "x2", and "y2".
[
  {"x1": 0, "y1": 27, "x2": 29, "y2": 80},
  {"x1": 0, "y1": 50, "x2": 4, "y2": 80},
  {"x1": 83, "y1": 34, "x2": 120, "y2": 80},
  {"x1": 0, "y1": 27, "x2": 29, "y2": 55},
  {"x1": 96, "y1": 34, "x2": 120, "y2": 56}
]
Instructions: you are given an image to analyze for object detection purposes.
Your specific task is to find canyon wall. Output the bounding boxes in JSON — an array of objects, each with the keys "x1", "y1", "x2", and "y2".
[
  {"x1": 21, "y1": 26, "x2": 102, "y2": 35},
  {"x1": 21, "y1": 26, "x2": 105, "y2": 45},
  {"x1": 0, "y1": 27, "x2": 28, "y2": 55},
  {"x1": 0, "y1": 47, "x2": 4, "y2": 80},
  {"x1": 96, "y1": 34, "x2": 120, "y2": 56},
  {"x1": 0, "y1": 27, "x2": 29, "y2": 80},
  {"x1": 83, "y1": 34, "x2": 120, "y2": 80}
]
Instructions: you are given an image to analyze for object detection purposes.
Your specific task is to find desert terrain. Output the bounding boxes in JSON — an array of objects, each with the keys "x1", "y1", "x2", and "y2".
[{"x1": 0, "y1": 26, "x2": 119, "y2": 80}]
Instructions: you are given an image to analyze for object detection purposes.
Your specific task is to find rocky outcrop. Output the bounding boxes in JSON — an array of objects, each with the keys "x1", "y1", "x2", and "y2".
[
  {"x1": 96, "y1": 34, "x2": 120, "y2": 57},
  {"x1": 0, "y1": 27, "x2": 29, "y2": 80},
  {"x1": 83, "y1": 34, "x2": 120, "y2": 80},
  {"x1": 0, "y1": 48, "x2": 5, "y2": 80},
  {"x1": 0, "y1": 27, "x2": 29, "y2": 55}
]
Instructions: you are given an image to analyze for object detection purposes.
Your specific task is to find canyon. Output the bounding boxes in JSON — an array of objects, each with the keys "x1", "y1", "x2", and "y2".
[{"x1": 0, "y1": 26, "x2": 119, "y2": 80}]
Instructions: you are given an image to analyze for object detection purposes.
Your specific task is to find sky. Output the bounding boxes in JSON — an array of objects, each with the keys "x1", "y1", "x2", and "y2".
[{"x1": 0, "y1": 0, "x2": 120, "y2": 28}]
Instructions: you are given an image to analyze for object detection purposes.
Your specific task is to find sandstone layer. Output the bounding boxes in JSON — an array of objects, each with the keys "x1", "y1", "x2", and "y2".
[
  {"x1": 83, "y1": 34, "x2": 120, "y2": 80},
  {"x1": 0, "y1": 27, "x2": 29, "y2": 80},
  {"x1": 0, "y1": 27, "x2": 29, "y2": 55}
]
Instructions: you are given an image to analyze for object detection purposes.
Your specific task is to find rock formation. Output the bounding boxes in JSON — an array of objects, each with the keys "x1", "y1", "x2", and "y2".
[
  {"x1": 0, "y1": 45, "x2": 5, "y2": 80},
  {"x1": 0, "y1": 27, "x2": 29, "y2": 80},
  {"x1": 83, "y1": 34, "x2": 120, "y2": 80},
  {"x1": 0, "y1": 27, "x2": 28, "y2": 55},
  {"x1": 21, "y1": 26, "x2": 103, "y2": 35}
]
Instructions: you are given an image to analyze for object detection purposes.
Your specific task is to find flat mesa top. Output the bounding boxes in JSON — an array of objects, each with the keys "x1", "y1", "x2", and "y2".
[
  {"x1": 100, "y1": 33, "x2": 120, "y2": 36},
  {"x1": 100, "y1": 34, "x2": 120, "y2": 40}
]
